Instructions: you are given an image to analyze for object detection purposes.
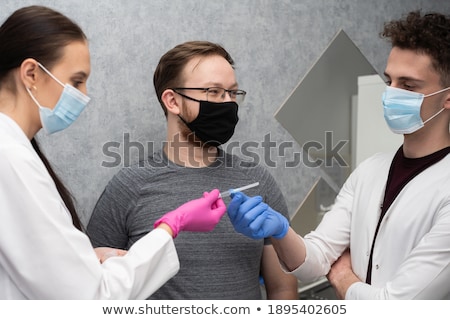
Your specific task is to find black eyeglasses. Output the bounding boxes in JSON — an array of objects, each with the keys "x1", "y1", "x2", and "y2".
[{"x1": 172, "y1": 87, "x2": 247, "y2": 104}]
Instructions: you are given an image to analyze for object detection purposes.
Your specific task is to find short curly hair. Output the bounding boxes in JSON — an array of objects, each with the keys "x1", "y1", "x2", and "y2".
[{"x1": 381, "y1": 10, "x2": 450, "y2": 86}]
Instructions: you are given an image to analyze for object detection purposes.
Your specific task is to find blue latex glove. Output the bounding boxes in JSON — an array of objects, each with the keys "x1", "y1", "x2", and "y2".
[{"x1": 227, "y1": 191, "x2": 289, "y2": 239}]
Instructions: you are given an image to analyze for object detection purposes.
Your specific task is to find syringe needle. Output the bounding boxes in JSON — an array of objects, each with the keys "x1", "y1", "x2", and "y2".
[{"x1": 219, "y1": 182, "x2": 260, "y2": 198}]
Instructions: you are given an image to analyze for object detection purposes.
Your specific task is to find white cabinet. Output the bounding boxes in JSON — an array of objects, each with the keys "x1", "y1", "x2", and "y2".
[{"x1": 351, "y1": 75, "x2": 402, "y2": 170}]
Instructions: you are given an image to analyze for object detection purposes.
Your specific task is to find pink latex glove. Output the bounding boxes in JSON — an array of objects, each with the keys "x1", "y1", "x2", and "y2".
[{"x1": 153, "y1": 189, "x2": 226, "y2": 238}]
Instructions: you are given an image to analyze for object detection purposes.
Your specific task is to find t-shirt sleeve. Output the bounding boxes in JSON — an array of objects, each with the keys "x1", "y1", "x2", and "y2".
[{"x1": 87, "y1": 168, "x2": 138, "y2": 249}]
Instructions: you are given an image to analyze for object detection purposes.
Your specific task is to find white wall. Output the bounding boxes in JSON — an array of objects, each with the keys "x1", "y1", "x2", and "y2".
[{"x1": 353, "y1": 75, "x2": 403, "y2": 169}]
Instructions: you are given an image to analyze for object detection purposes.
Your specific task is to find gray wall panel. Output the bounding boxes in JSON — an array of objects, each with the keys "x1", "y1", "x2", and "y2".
[{"x1": 2, "y1": 0, "x2": 448, "y2": 225}]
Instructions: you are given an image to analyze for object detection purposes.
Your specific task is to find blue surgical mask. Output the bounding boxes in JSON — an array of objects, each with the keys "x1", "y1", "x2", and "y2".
[
  {"x1": 382, "y1": 86, "x2": 450, "y2": 134},
  {"x1": 26, "y1": 62, "x2": 90, "y2": 134}
]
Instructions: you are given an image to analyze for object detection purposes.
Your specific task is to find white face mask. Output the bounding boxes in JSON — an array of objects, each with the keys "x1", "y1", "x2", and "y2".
[
  {"x1": 26, "y1": 62, "x2": 90, "y2": 134},
  {"x1": 382, "y1": 86, "x2": 450, "y2": 134}
]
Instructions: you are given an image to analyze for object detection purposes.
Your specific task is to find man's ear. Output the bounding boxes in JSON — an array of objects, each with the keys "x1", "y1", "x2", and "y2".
[
  {"x1": 20, "y1": 58, "x2": 40, "y2": 89},
  {"x1": 161, "y1": 89, "x2": 181, "y2": 115},
  {"x1": 444, "y1": 91, "x2": 450, "y2": 110}
]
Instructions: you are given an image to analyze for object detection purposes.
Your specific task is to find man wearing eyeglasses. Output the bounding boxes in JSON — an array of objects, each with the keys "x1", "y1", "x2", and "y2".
[{"x1": 87, "y1": 41, "x2": 298, "y2": 299}]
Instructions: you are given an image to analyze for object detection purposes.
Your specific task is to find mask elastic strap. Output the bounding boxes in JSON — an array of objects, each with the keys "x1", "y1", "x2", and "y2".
[
  {"x1": 178, "y1": 114, "x2": 191, "y2": 126},
  {"x1": 25, "y1": 86, "x2": 43, "y2": 109},
  {"x1": 422, "y1": 87, "x2": 450, "y2": 124},
  {"x1": 423, "y1": 107, "x2": 445, "y2": 125},
  {"x1": 37, "y1": 62, "x2": 65, "y2": 88},
  {"x1": 424, "y1": 87, "x2": 450, "y2": 98}
]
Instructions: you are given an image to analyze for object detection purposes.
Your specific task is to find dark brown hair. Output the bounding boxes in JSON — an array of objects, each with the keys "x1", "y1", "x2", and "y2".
[
  {"x1": 153, "y1": 41, "x2": 234, "y2": 117},
  {"x1": 381, "y1": 10, "x2": 450, "y2": 86},
  {"x1": 0, "y1": 6, "x2": 87, "y2": 230}
]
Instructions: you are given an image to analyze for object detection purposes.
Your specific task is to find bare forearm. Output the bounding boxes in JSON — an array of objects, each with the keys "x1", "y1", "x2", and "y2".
[
  {"x1": 155, "y1": 222, "x2": 174, "y2": 238},
  {"x1": 262, "y1": 245, "x2": 299, "y2": 300},
  {"x1": 271, "y1": 227, "x2": 306, "y2": 272},
  {"x1": 327, "y1": 269, "x2": 360, "y2": 299},
  {"x1": 326, "y1": 249, "x2": 361, "y2": 299},
  {"x1": 266, "y1": 285, "x2": 299, "y2": 300}
]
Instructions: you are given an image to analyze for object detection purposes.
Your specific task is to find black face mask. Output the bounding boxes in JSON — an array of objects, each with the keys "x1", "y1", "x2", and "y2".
[{"x1": 179, "y1": 100, "x2": 239, "y2": 147}]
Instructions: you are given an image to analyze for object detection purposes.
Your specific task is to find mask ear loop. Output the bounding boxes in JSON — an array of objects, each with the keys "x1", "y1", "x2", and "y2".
[
  {"x1": 424, "y1": 86, "x2": 450, "y2": 98},
  {"x1": 423, "y1": 107, "x2": 445, "y2": 125},
  {"x1": 25, "y1": 86, "x2": 42, "y2": 108},
  {"x1": 37, "y1": 62, "x2": 65, "y2": 87},
  {"x1": 422, "y1": 87, "x2": 450, "y2": 124}
]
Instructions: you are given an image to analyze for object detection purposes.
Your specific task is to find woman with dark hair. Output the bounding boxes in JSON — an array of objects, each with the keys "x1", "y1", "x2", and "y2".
[{"x1": 0, "y1": 5, "x2": 226, "y2": 299}]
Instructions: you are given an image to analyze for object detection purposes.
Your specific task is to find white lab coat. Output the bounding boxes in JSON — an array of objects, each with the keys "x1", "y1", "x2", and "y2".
[
  {"x1": 0, "y1": 113, "x2": 179, "y2": 299},
  {"x1": 292, "y1": 151, "x2": 450, "y2": 299}
]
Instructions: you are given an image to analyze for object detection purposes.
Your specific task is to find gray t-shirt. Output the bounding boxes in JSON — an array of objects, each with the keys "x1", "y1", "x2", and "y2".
[{"x1": 87, "y1": 148, "x2": 289, "y2": 299}]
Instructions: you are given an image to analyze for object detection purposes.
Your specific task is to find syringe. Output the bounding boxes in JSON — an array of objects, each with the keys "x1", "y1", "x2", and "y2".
[{"x1": 219, "y1": 182, "x2": 260, "y2": 198}]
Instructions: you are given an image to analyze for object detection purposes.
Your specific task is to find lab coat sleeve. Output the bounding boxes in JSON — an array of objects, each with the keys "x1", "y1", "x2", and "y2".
[
  {"x1": 290, "y1": 172, "x2": 354, "y2": 283},
  {"x1": 0, "y1": 144, "x2": 179, "y2": 299}
]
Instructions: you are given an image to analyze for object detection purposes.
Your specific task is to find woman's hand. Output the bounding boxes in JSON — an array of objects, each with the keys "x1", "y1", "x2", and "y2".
[{"x1": 94, "y1": 247, "x2": 127, "y2": 263}]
